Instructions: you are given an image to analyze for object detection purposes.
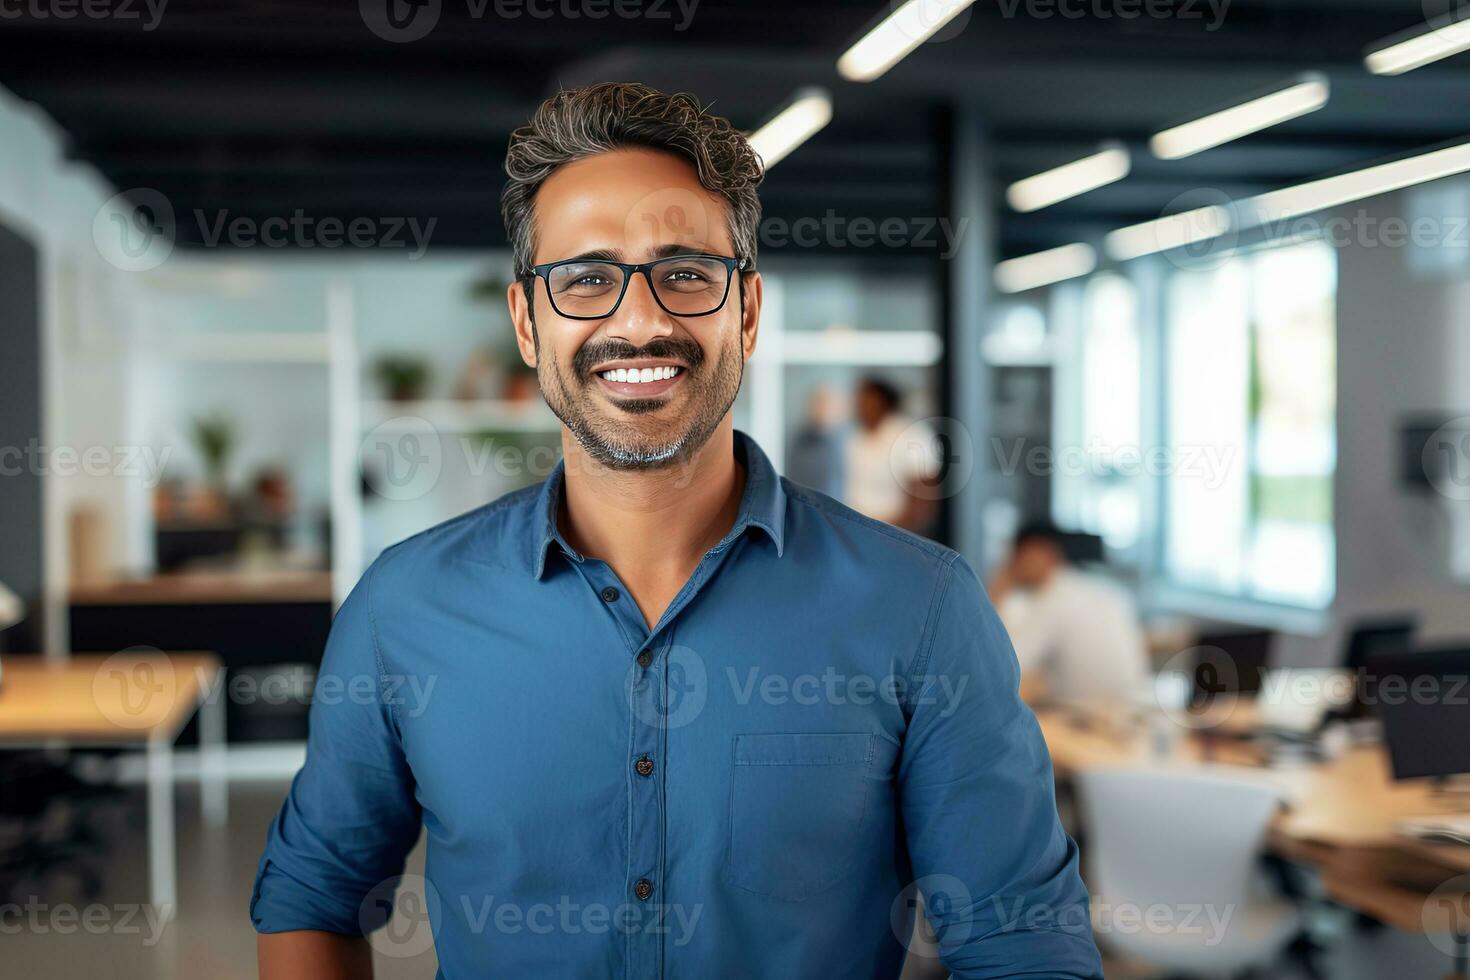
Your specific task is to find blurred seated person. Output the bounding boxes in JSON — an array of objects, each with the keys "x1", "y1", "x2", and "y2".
[
  {"x1": 787, "y1": 386, "x2": 846, "y2": 499},
  {"x1": 844, "y1": 376, "x2": 939, "y2": 534},
  {"x1": 989, "y1": 521, "x2": 1149, "y2": 708}
]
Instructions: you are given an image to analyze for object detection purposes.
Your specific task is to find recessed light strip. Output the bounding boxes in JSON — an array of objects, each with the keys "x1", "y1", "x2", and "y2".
[
  {"x1": 1366, "y1": 11, "x2": 1470, "y2": 75},
  {"x1": 1149, "y1": 74, "x2": 1330, "y2": 160},
  {"x1": 994, "y1": 243, "x2": 1097, "y2": 293},
  {"x1": 1105, "y1": 137, "x2": 1470, "y2": 260},
  {"x1": 838, "y1": 0, "x2": 979, "y2": 82},
  {"x1": 1006, "y1": 144, "x2": 1132, "y2": 213},
  {"x1": 747, "y1": 88, "x2": 833, "y2": 170}
]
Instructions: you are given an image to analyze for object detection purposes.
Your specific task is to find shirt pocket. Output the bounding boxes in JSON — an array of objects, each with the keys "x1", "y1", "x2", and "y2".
[{"x1": 722, "y1": 732, "x2": 882, "y2": 902}]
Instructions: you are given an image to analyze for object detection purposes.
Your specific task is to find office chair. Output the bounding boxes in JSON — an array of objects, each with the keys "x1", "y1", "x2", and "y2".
[{"x1": 1077, "y1": 767, "x2": 1301, "y2": 978}]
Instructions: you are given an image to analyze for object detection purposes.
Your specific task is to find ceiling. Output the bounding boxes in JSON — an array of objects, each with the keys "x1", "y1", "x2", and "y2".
[{"x1": 2, "y1": 0, "x2": 1467, "y2": 259}]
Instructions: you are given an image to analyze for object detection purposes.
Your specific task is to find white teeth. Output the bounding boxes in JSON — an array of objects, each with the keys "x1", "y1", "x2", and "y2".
[{"x1": 599, "y1": 366, "x2": 681, "y2": 384}]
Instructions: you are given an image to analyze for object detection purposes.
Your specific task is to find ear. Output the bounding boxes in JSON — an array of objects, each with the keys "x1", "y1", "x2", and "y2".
[
  {"x1": 506, "y1": 278, "x2": 538, "y2": 369},
  {"x1": 739, "y1": 271, "x2": 763, "y2": 362}
]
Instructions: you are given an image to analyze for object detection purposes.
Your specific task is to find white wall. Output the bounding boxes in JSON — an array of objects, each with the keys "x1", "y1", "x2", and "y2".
[{"x1": 1322, "y1": 182, "x2": 1470, "y2": 661}]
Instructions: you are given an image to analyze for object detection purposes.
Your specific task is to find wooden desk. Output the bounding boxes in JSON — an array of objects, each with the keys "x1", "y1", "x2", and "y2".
[
  {"x1": 1037, "y1": 709, "x2": 1470, "y2": 934},
  {"x1": 0, "y1": 652, "x2": 228, "y2": 922}
]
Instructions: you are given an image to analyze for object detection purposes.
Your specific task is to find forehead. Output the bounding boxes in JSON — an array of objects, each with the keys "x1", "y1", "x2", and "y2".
[{"x1": 532, "y1": 147, "x2": 735, "y2": 262}]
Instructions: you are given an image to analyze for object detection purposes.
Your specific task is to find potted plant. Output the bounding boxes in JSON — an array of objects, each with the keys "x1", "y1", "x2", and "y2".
[
  {"x1": 192, "y1": 413, "x2": 235, "y2": 490},
  {"x1": 373, "y1": 355, "x2": 432, "y2": 402},
  {"x1": 190, "y1": 413, "x2": 236, "y2": 522}
]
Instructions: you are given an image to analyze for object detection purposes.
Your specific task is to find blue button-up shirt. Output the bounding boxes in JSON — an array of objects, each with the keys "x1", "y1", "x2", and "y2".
[{"x1": 251, "y1": 431, "x2": 1101, "y2": 978}]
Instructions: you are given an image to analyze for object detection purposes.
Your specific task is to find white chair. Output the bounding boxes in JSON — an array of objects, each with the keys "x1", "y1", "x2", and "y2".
[{"x1": 1077, "y1": 767, "x2": 1301, "y2": 978}]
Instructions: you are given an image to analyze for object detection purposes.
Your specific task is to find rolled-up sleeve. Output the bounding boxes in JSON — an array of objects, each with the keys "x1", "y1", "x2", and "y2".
[
  {"x1": 250, "y1": 559, "x2": 422, "y2": 936},
  {"x1": 899, "y1": 554, "x2": 1103, "y2": 979}
]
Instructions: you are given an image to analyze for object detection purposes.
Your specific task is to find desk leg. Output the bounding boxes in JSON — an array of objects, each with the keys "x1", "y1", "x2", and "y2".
[
  {"x1": 147, "y1": 736, "x2": 177, "y2": 925},
  {"x1": 200, "y1": 667, "x2": 228, "y2": 826}
]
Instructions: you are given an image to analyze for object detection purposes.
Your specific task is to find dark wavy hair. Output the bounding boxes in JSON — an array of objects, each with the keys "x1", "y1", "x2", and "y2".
[{"x1": 501, "y1": 82, "x2": 764, "y2": 289}]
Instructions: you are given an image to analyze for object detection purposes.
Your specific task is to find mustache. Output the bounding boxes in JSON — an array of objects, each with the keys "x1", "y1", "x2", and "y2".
[{"x1": 571, "y1": 337, "x2": 705, "y2": 379}]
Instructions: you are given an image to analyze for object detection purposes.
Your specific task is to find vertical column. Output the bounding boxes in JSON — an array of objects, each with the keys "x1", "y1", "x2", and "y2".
[{"x1": 941, "y1": 106, "x2": 997, "y2": 566}]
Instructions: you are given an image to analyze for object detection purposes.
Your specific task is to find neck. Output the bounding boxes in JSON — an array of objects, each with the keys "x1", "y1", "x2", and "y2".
[{"x1": 558, "y1": 417, "x2": 745, "y2": 579}]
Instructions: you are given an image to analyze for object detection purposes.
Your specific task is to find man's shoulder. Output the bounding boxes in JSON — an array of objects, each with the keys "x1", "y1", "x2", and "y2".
[
  {"x1": 780, "y1": 476, "x2": 961, "y2": 575},
  {"x1": 372, "y1": 480, "x2": 544, "y2": 581}
]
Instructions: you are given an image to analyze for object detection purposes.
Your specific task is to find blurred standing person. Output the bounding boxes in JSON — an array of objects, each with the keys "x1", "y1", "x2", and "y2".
[
  {"x1": 989, "y1": 521, "x2": 1150, "y2": 707},
  {"x1": 786, "y1": 385, "x2": 846, "y2": 497},
  {"x1": 844, "y1": 376, "x2": 940, "y2": 533}
]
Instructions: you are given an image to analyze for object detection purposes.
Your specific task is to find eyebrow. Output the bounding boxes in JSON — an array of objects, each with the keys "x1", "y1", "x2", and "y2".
[{"x1": 557, "y1": 243, "x2": 720, "y2": 264}]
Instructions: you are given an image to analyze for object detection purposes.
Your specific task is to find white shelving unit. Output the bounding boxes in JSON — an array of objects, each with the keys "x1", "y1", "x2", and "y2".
[{"x1": 360, "y1": 399, "x2": 559, "y2": 434}]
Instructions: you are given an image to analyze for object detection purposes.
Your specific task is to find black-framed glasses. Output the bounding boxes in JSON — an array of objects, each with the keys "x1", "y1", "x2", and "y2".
[{"x1": 527, "y1": 253, "x2": 748, "y2": 320}]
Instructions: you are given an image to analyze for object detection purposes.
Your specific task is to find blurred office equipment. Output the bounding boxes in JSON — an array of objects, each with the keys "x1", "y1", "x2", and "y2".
[
  {"x1": 1078, "y1": 768, "x2": 1301, "y2": 976},
  {"x1": 1338, "y1": 615, "x2": 1418, "y2": 720},
  {"x1": 1058, "y1": 530, "x2": 1106, "y2": 565},
  {"x1": 1371, "y1": 646, "x2": 1470, "y2": 784},
  {"x1": 1191, "y1": 628, "x2": 1275, "y2": 707}
]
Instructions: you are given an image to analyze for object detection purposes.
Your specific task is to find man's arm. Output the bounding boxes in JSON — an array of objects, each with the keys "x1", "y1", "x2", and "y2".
[
  {"x1": 252, "y1": 560, "x2": 422, "y2": 978},
  {"x1": 899, "y1": 555, "x2": 1103, "y2": 978},
  {"x1": 257, "y1": 930, "x2": 373, "y2": 980}
]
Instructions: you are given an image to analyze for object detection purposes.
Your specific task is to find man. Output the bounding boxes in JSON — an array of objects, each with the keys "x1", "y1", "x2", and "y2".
[
  {"x1": 989, "y1": 521, "x2": 1150, "y2": 708},
  {"x1": 844, "y1": 376, "x2": 940, "y2": 534},
  {"x1": 252, "y1": 82, "x2": 1101, "y2": 979}
]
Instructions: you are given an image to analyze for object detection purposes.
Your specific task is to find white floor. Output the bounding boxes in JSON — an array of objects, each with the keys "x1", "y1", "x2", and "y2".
[{"x1": 2, "y1": 778, "x2": 1458, "y2": 979}]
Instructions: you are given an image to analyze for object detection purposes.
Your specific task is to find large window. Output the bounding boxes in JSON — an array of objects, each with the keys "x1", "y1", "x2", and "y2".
[
  {"x1": 1162, "y1": 239, "x2": 1336, "y2": 607},
  {"x1": 1052, "y1": 237, "x2": 1336, "y2": 610},
  {"x1": 1053, "y1": 273, "x2": 1143, "y2": 553}
]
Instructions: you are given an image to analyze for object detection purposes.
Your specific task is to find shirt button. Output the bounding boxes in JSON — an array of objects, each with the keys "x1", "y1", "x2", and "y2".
[
  {"x1": 636, "y1": 650, "x2": 653, "y2": 668},
  {"x1": 635, "y1": 755, "x2": 655, "y2": 777},
  {"x1": 634, "y1": 878, "x2": 654, "y2": 901},
  {"x1": 600, "y1": 586, "x2": 620, "y2": 603}
]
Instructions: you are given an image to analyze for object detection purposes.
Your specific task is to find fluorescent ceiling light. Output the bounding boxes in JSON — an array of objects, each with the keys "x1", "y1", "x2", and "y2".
[
  {"x1": 1104, "y1": 136, "x2": 1470, "y2": 260},
  {"x1": 838, "y1": 0, "x2": 978, "y2": 82},
  {"x1": 747, "y1": 88, "x2": 833, "y2": 170},
  {"x1": 1241, "y1": 137, "x2": 1470, "y2": 226},
  {"x1": 1149, "y1": 74, "x2": 1330, "y2": 160},
  {"x1": 1006, "y1": 143, "x2": 1131, "y2": 213},
  {"x1": 994, "y1": 243, "x2": 1096, "y2": 294},
  {"x1": 1104, "y1": 206, "x2": 1231, "y2": 261},
  {"x1": 1366, "y1": 12, "x2": 1470, "y2": 75}
]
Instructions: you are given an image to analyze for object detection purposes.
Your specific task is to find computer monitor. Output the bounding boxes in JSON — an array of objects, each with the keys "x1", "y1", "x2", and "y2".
[
  {"x1": 1190, "y1": 628, "x2": 1274, "y2": 707},
  {"x1": 1341, "y1": 616, "x2": 1417, "y2": 719},
  {"x1": 1369, "y1": 646, "x2": 1470, "y2": 781}
]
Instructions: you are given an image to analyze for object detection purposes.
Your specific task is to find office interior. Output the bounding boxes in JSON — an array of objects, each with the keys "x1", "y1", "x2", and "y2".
[{"x1": 2, "y1": 1, "x2": 1470, "y2": 977}]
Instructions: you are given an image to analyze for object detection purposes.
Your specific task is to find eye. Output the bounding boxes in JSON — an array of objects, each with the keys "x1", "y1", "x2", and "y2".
[{"x1": 661, "y1": 267, "x2": 712, "y2": 284}]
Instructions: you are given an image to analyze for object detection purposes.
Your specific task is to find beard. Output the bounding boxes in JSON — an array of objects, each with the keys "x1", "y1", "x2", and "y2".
[{"x1": 536, "y1": 328, "x2": 744, "y2": 471}]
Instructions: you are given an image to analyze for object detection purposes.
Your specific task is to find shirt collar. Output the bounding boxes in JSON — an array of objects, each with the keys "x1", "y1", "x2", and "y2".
[{"x1": 529, "y1": 430, "x2": 787, "y2": 579}]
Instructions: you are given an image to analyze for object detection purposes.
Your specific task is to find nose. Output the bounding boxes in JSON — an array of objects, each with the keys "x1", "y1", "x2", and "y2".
[{"x1": 603, "y1": 269, "x2": 674, "y2": 348}]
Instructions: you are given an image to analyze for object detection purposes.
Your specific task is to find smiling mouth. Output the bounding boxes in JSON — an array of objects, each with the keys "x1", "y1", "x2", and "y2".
[{"x1": 592, "y1": 362, "x2": 686, "y2": 399}]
